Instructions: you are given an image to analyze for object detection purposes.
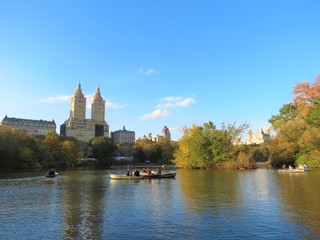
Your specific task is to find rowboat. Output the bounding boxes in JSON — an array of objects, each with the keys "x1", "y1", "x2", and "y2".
[
  {"x1": 277, "y1": 169, "x2": 305, "y2": 173},
  {"x1": 109, "y1": 174, "x2": 144, "y2": 180},
  {"x1": 45, "y1": 172, "x2": 59, "y2": 178},
  {"x1": 142, "y1": 172, "x2": 177, "y2": 179}
]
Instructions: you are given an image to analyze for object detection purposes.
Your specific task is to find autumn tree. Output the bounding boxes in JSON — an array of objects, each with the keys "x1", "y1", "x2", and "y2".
[
  {"x1": 268, "y1": 74, "x2": 320, "y2": 167},
  {"x1": 173, "y1": 121, "x2": 250, "y2": 169},
  {"x1": 293, "y1": 75, "x2": 320, "y2": 117}
]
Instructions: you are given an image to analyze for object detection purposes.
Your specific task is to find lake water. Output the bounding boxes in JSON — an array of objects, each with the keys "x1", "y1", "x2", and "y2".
[{"x1": 0, "y1": 167, "x2": 319, "y2": 240}]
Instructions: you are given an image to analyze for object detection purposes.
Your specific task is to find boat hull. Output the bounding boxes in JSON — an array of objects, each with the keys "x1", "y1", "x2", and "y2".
[
  {"x1": 278, "y1": 169, "x2": 305, "y2": 173},
  {"x1": 143, "y1": 173, "x2": 177, "y2": 179},
  {"x1": 110, "y1": 174, "x2": 144, "y2": 180},
  {"x1": 45, "y1": 172, "x2": 58, "y2": 178}
]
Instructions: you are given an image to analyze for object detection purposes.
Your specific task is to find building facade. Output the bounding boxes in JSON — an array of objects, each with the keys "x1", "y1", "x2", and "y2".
[
  {"x1": 60, "y1": 83, "x2": 109, "y2": 142},
  {"x1": 245, "y1": 128, "x2": 270, "y2": 145},
  {"x1": 111, "y1": 126, "x2": 135, "y2": 144},
  {"x1": 162, "y1": 126, "x2": 171, "y2": 141},
  {"x1": 147, "y1": 126, "x2": 171, "y2": 142},
  {"x1": 1, "y1": 115, "x2": 56, "y2": 135}
]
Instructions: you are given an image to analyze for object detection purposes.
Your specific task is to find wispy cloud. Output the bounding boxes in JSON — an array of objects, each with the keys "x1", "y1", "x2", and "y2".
[
  {"x1": 105, "y1": 101, "x2": 125, "y2": 109},
  {"x1": 140, "y1": 109, "x2": 170, "y2": 120},
  {"x1": 40, "y1": 94, "x2": 124, "y2": 109},
  {"x1": 168, "y1": 127, "x2": 178, "y2": 133},
  {"x1": 39, "y1": 95, "x2": 71, "y2": 103},
  {"x1": 139, "y1": 96, "x2": 196, "y2": 120},
  {"x1": 138, "y1": 67, "x2": 155, "y2": 76},
  {"x1": 157, "y1": 97, "x2": 196, "y2": 109}
]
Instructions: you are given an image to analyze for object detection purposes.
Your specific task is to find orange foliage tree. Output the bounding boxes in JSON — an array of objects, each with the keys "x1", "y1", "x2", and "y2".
[{"x1": 293, "y1": 75, "x2": 320, "y2": 117}]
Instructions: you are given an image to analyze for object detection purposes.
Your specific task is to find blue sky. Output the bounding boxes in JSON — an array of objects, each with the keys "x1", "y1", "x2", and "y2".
[{"x1": 0, "y1": 0, "x2": 320, "y2": 141}]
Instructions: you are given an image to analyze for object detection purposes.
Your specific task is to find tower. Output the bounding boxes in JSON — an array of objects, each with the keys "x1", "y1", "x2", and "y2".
[
  {"x1": 162, "y1": 126, "x2": 171, "y2": 141},
  {"x1": 91, "y1": 87, "x2": 105, "y2": 123},
  {"x1": 70, "y1": 83, "x2": 86, "y2": 120},
  {"x1": 61, "y1": 84, "x2": 109, "y2": 142}
]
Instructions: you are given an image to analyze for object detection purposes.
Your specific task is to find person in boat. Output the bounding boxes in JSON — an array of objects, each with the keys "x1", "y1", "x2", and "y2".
[
  {"x1": 282, "y1": 164, "x2": 287, "y2": 169},
  {"x1": 157, "y1": 168, "x2": 161, "y2": 175},
  {"x1": 147, "y1": 168, "x2": 152, "y2": 176},
  {"x1": 126, "y1": 169, "x2": 131, "y2": 176},
  {"x1": 288, "y1": 165, "x2": 293, "y2": 170},
  {"x1": 48, "y1": 168, "x2": 55, "y2": 176},
  {"x1": 133, "y1": 169, "x2": 140, "y2": 176}
]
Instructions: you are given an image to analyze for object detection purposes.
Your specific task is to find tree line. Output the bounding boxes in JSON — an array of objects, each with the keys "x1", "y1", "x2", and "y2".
[
  {"x1": 1, "y1": 74, "x2": 319, "y2": 170},
  {"x1": 0, "y1": 126, "x2": 177, "y2": 170},
  {"x1": 173, "y1": 74, "x2": 320, "y2": 169},
  {"x1": 267, "y1": 75, "x2": 320, "y2": 167}
]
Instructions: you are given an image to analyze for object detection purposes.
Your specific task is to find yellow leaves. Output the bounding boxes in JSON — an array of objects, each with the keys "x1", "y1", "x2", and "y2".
[{"x1": 298, "y1": 127, "x2": 320, "y2": 150}]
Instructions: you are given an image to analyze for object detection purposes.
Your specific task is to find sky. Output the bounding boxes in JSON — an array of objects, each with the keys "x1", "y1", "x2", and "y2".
[{"x1": 0, "y1": 0, "x2": 320, "y2": 141}]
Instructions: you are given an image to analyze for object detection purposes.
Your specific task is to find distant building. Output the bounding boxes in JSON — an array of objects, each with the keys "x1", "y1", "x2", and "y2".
[
  {"x1": 149, "y1": 134, "x2": 162, "y2": 143},
  {"x1": 148, "y1": 126, "x2": 171, "y2": 142},
  {"x1": 60, "y1": 83, "x2": 109, "y2": 142},
  {"x1": 111, "y1": 126, "x2": 135, "y2": 144},
  {"x1": 162, "y1": 126, "x2": 171, "y2": 141},
  {"x1": 1, "y1": 115, "x2": 56, "y2": 136},
  {"x1": 245, "y1": 128, "x2": 270, "y2": 145}
]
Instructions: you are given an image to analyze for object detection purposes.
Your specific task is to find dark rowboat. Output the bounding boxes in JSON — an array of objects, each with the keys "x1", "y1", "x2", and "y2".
[
  {"x1": 45, "y1": 172, "x2": 58, "y2": 178},
  {"x1": 143, "y1": 172, "x2": 177, "y2": 179}
]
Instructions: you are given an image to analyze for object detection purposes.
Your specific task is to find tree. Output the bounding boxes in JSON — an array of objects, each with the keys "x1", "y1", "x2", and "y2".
[
  {"x1": 267, "y1": 74, "x2": 320, "y2": 167},
  {"x1": 133, "y1": 138, "x2": 160, "y2": 163},
  {"x1": 158, "y1": 139, "x2": 177, "y2": 164},
  {"x1": 269, "y1": 103, "x2": 298, "y2": 128},
  {"x1": 90, "y1": 137, "x2": 115, "y2": 166},
  {"x1": 292, "y1": 75, "x2": 320, "y2": 117},
  {"x1": 173, "y1": 121, "x2": 250, "y2": 169},
  {"x1": 0, "y1": 126, "x2": 45, "y2": 169}
]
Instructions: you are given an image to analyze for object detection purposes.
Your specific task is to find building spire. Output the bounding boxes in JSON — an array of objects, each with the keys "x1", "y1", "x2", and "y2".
[
  {"x1": 75, "y1": 82, "x2": 83, "y2": 94},
  {"x1": 93, "y1": 86, "x2": 103, "y2": 101}
]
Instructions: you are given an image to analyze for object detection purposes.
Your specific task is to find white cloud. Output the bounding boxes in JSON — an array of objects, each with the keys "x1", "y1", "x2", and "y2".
[
  {"x1": 157, "y1": 96, "x2": 196, "y2": 109},
  {"x1": 139, "y1": 96, "x2": 195, "y2": 120},
  {"x1": 139, "y1": 109, "x2": 169, "y2": 120},
  {"x1": 40, "y1": 94, "x2": 124, "y2": 110},
  {"x1": 138, "y1": 67, "x2": 155, "y2": 76},
  {"x1": 85, "y1": 94, "x2": 94, "y2": 108},
  {"x1": 40, "y1": 95, "x2": 71, "y2": 103},
  {"x1": 168, "y1": 127, "x2": 178, "y2": 133},
  {"x1": 105, "y1": 101, "x2": 125, "y2": 108}
]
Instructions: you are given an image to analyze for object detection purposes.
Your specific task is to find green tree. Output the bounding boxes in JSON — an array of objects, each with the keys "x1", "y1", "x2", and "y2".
[
  {"x1": 269, "y1": 103, "x2": 298, "y2": 128},
  {"x1": 90, "y1": 137, "x2": 115, "y2": 166},
  {"x1": 0, "y1": 126, "x2": 44, "y2": 169},
  {"x1": 268, "y1": 74, "x2": 320, "y2": 167},
  {"x1": 173, "y1": 121, "x2": 250, "y2": 169},
  {"x1": 133, "y1": 138, "x2": 161, "y2": 163},
  {"x1": 158, "y1": 139, "x2": 177, "y2": 164}
]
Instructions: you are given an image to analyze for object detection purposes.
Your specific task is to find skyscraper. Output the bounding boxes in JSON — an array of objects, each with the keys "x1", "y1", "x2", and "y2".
[{"x1": 60, "y1": 83, "x2": 109, "y2": 142}]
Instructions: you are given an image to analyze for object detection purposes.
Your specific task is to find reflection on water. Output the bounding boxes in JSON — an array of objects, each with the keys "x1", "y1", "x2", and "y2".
[
  {"x1": 61, "y1": 170, "x2": 107, "y2": 239},
  {"x1": 0, "y1": 168, "x2": 320, "y2": 239},
  {"x1": 275, "y1": 170, "x2": 320, "y2": 238}
]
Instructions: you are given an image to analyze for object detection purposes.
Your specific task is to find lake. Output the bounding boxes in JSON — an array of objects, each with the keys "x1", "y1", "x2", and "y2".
[{"x1": 0, "y1": 167, "x2": 319, "y2": 239}]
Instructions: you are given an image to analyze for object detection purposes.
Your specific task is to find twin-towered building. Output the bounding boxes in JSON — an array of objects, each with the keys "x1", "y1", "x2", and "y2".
[
  {"x1": 1, "y1": 83, "x2": 173, "y2": 144},
  {"x1": 60, "y1": 83, "x2": 109, "y2": 142}
]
